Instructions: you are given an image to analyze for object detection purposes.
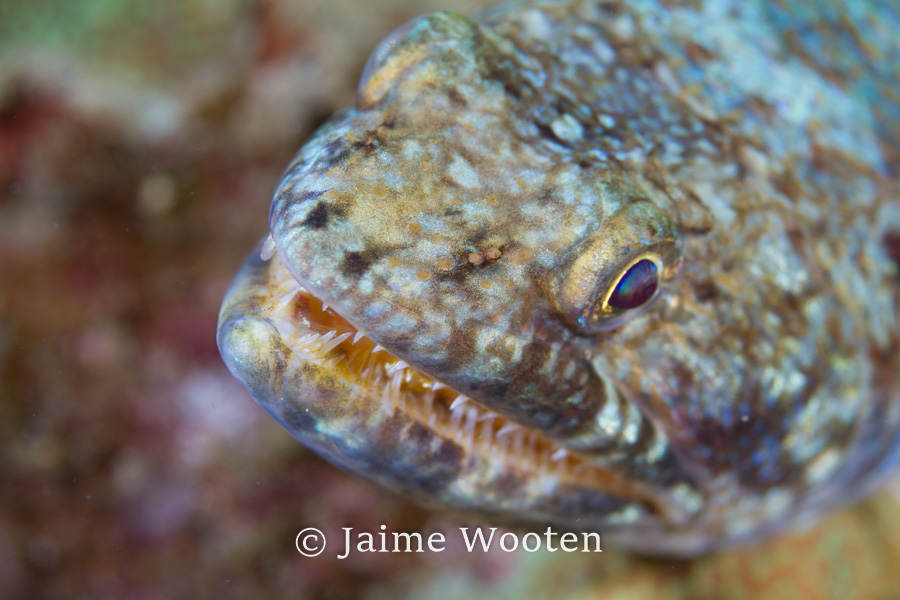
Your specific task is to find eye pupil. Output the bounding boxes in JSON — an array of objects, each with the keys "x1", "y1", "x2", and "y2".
[{"x1": 608, "y1": 259, "x2": 659, "y2": 310}]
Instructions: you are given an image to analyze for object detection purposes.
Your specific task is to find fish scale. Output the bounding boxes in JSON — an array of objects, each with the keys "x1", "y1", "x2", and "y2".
[{"x1": 218, "y1": 0, "x2": 900, "y2": 555}]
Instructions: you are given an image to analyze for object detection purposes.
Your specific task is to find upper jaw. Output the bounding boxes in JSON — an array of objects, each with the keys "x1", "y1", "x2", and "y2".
[{"x1": 216, "y1": 240, "x2": 716, "y2": 554}]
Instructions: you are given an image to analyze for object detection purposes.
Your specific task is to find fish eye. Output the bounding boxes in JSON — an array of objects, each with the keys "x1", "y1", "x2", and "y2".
[
  {"x1": 604, "y1": 257, "x2": 661, "y2": 312},
  {"x1": 549, "y1": 189, "x2": 681, "y2": 335},
  {"x1": 563, "y1": 252, "x2": 671, "y2": 333}
]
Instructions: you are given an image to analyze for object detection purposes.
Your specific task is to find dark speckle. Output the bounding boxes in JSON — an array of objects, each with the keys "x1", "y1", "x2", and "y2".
[
  {"x1": 535, "y1": 120, "x2": 566, "y2": 144},
  {"x1": 316, "y1": 138, "x2": 351, "y2": 171},
  {"x1": 351, "y1": 138, "x2": 378, "y2": 154},
  {"x1": 341, "y1": 251, "x2": 373, "y2": 278},
  {"x1": 340, "y1": 245, "x2": 394, "y2": 279},
  {"x1": 693, "y1": 279, "x2": 720, "y2": 303},
  {"x1": 352, "y1": 127, "x2": 387, "y2": 155},
  {"x1": 502, "y1": 81, "x2": 522, "y2": 99},
  {"x1": 440, "y1": 175, "x2": 461, "y2": 189},
  {"x1": 407, "y1": 423, "x2": 436, "y2": 445},
  {"x1": 494, "y1": 471, "x2": 526, "y2": 494},
  {"x1": 301, "y1": 200, "x2": 344, "y2": 229},
  {"x1": 435, "y1": 439, "x2": 462, "y2": 467},
  {"x1": 884, "y1": 230, "x2": 900, "y2": 274},
  {"x1": 551, "y1": 486, "x2": 630, "y2": 518},
  {"x1": 445, "y1": 86, "x2": 468, "y2": 108}
]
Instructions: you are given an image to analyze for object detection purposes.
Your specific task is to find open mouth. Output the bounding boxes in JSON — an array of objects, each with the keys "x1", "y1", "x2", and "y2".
[
  {"x1": 258, "y1": 250, "x2": 659, "y2": 503},
  {"x1": 218, "y1": 240, "x2": 716, "y2": 552}
]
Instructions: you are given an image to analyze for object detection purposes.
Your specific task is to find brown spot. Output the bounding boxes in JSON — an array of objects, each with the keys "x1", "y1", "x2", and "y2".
[
  {"x1": 479, "y1": 279, "x2": 492, "y2": 290},
  {"x1": 408, "y1": 221, "x2": 423, "y2": 234},
  {"x1": 326, "y1": 166, "x2": 340, "y2": 178},
  {"x1": 684, "y1": 40, "x2": 716, "y2": 63},
  {"x1": 501, "y1": 80, "x2": 522, "y2": 98},
  {"x1": 493, "y1": 471, "x2": 527, "y2": 495},
  {"x1": 885, "y1": 230, "x2": 900, "y2": 273},
  {"x1": 434, "y1": 440, "x2": 463, "y2": 473},
  {"x1": 451, "y1": 198, "x2": 463, "y2": 205},
  {"x1": 643, "y1": 157, "x2": 669, "y2": 191},
  {"x1": 445, "y1": 86, "x2": 468, "y2": 108},
  {"x1": 441, "y1": 175, "x2": 460, "y2": 189},
  {"x1": 692, "y1": 279, "x2": 720, "y2": 303},
  {"x1": 507, "y1": 248, "x2": 536, "y2": 265},
  {"x1": 484, "y1": 247, "x2": 502, "y2": 260},
  {"x1": 437, "y1": 257, "x2": 454, "y2": 270},
  {"x1": 468, "y1": 252, "x2": 484, "y2": 265},
  {"x1": 351, "y1": 128, "x2": 385, "y2": 155},
  {"x1": 484, "y1": 193, "x2": 497, "y2": 205},
  {"x1": 772, "y1": 168, "x2": 803, "y2": 202},
  {"x1": 371, "y1": 182, "x2": 389, "y2": 198},
  {"x1": 416, "y1": 269, "x2": 431, "y2": 280},
  {"x1": 406, "y1": 423, "x2": 435, "y2": 446},
  {"x1": 388, "y1": 256, "x2": 402, "y2": 268}
]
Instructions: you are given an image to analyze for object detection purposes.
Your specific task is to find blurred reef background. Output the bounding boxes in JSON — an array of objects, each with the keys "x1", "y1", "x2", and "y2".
[{"x1": 1, "y1": 1, "x2": 899, "y2": 598}]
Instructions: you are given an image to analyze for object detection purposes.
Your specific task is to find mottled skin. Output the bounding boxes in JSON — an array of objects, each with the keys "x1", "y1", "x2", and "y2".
[{"x1": 218, "y1": 0, "x2": 900, "y2": 555}]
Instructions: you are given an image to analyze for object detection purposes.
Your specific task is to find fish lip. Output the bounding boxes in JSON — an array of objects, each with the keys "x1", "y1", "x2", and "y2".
[
  {"x1": 218, "y1": 240, "x2": 653, "y2": 485},
  {"x1": 217, "y1": 239, "x2": 716, "y2": 551}
]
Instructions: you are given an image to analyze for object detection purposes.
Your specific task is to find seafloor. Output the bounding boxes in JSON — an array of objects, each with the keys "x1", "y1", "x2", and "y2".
[{"x1": 1, "y1": 1, "x2": 899, "y2": 599}]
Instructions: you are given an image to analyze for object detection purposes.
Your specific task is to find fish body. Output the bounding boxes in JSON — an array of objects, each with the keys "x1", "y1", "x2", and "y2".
[{"x1": 218, "y1": 0, "x2": 900, "y2": 555}]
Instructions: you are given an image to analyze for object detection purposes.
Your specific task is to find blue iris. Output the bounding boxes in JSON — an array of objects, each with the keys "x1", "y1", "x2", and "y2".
[{"x1": 608, "y1": 259, "x2": 658, "y2": 310}]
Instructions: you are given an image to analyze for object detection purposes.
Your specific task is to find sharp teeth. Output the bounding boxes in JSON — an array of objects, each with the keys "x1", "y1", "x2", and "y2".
[
  {"x1": 512, "y1": 430, "x2": 526, "y2": 456},
  {"x1": 297, "y1": 332, "x2": 318, "y2": 347},
  {"x1": 387, "y1": 360, "x2": 408, "y2": 375},
  {"x1": 388, "y1": 370, "x2": 403, "y2": 404},
  {"x1": 352, "y1": 331, "x2": 364, "y2": 344},
  {"x1": 479, "y1": 420, "x2": 494, "y2": 445},
  {"x1": 450, "y1": 403, "x2": 465, "y2": 431},
  {"x1": 477, "y1": 411, "x2": 498, "y2": 422},
  {"x1": 449, "y1": 395, "x2": 469, "y2": 411},
  {"x1": 321, "y1": 303, "x2": 329, "y2": 312},
  {"x1": 496, "y1": 423, "x2": 521, "y2": 438},
  {"x1": 260, "y1": 234, "x2": 277, "y2": 260},
  {"x1": 526, "y1": 433, "x2": 538, "y2": 462},
  {"x1": 464, "y1": 407, "x2": 478, "y2": 447},
  {"x1": 431, "y1": 382, "x2": 447, "y2": 391},
  {"x1": 550, "y1": 448, "x2": 569, "y2": 462},
  {"x1": 321, "y1": 332, "x2": 352, "y2": 354},
  {"x1": 423, "y1": 389, "x2": 435, "y2": 413},
  {"x1": 372, "y1": 345, "x2": 386, "y2": 354}
]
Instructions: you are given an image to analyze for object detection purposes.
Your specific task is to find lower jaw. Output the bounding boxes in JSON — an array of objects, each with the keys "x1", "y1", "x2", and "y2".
[{"x1": 217, "y1": 239, "x2": 724, "y2": 556}]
